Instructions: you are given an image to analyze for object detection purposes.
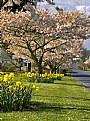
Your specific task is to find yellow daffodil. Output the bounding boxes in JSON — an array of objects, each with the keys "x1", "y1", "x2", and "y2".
[
  {"x1": 60, "y1": 74, "x2": 64, "y2": 77},
  {"x1": 27, "y1": 72, "x2": 31, "y2": 77},
  {"x1": 0, "y1": 72, "x2": 4, "y2": 75},
  {"x1": 16, "y1": 81, "x2": 21, "y2": 86},
  {"x1": 8, "y1": 81, "x2": 10, "y2": 84},
  {"x1": 32, "y1": 84, "x2": 36, "y2": 89},
  {"x1": 9, "y1": 73, "x2": 14, "y2": 80},
  {"x1": 31, "y1": 73, "x2": 36, "y2": 77},
  {"x1": 9, "y1": 85, "x2": 13, "y2": 90},
  {"x1": 36, "y1": 87, "x2": 39, "y2": 91},
  {"x1": 3, "y1": 74, "x2": 9, "y2": 82},
  {"x1": 0, "y1": 77, "x2": 3, "y2": 81}
]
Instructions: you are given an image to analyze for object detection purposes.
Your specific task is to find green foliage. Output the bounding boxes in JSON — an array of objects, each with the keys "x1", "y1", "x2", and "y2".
[
  {"x1": 37, "y1": 77, "x2": 54, "y2": 83},
  {"x1": 61, "y1": 69, "x2": 72, "y2": 76},
  {"x1": 0, "y1": 73, "x2": 39, "y2": 111}
]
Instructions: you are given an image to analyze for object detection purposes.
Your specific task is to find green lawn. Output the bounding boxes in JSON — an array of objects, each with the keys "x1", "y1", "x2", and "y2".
[{"x1": 0, "y1": 76, "x2": 90, "y2": 121}]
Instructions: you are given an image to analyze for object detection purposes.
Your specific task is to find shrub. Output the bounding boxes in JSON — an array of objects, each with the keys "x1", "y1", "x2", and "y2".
[
  {"x1": 61, "y1": 69, "x2": 72, "y2": 76},
  {"x1": 37, "y1": 77, "x2": 54, "y2": 83},
  {"x1": 2, "y1": 63, "x2": 17, "y2": 72},
  {"x1": 0, "y1": 73, "x2": 39, "y2": 111},
  {"x1": 40, "y1": 73, "x2": 64, "y2": 81},
  {"x1": 24, "y1": 72, "x2": 64, "y2": 83}
]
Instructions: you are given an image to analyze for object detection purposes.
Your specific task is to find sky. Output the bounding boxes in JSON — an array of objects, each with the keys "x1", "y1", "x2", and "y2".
[
  {"x1": 54, "y1": 0, "x2": 90, "y2": 50},
  {"x1": 54, "y1": 0, "x2": 90, "y2": 6},
  {"x1": 84, "y1": 39, "x2": 90, "y2": 49},
  {"x1": 50, "y1": 0, "x2": 90, "y2": 50},
  {"x1": 38, "y1": 0, "x2": 90, "y2": 50}
]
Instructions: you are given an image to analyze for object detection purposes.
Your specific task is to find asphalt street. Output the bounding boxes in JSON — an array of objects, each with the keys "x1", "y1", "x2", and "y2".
[{"x1": 71, "y1": 63, "x2": 90, "y2": 91}]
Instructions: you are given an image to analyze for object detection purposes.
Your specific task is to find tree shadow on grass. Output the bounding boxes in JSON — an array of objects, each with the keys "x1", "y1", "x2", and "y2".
[
  {"x1": 1, "y1": 100, "x2": 90, "y2": 113},
  {"x1": 34, "y1": 95, "x2": 90, "y2": 101},
  {"x1": 23, "y1": 101, "x2": 90, "y2": 112},
  {"x1": 54, "y1": 82, "x2": 84, "y2": 87}
]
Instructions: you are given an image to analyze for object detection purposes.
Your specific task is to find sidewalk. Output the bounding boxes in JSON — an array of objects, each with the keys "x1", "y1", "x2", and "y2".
[{"x1": 71, "y1": 63, "x2": 90, "y2": 91}]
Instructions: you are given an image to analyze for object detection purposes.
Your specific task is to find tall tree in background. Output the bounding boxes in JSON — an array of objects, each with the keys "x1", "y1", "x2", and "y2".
[{"x1": 81, "y1": 48, "x2": 90, "y2": 62}]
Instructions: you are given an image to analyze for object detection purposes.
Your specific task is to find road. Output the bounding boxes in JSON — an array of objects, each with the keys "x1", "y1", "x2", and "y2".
[{"x1": 71, "y1": 63, "x2": 90, "y2": 91}]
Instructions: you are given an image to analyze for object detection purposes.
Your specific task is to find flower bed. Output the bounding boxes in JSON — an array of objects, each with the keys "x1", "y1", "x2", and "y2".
[
  {"x1": 24, "y1": 72, "x2": 64, "y2": 83},
  {"x1": 0, "y1": 73, "x2": 39, "y2": 111}
]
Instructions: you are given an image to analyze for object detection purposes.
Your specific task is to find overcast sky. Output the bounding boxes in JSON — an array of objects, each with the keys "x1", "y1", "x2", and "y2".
[
  {"x1": 38, "y1": 1, "x2": 90, "y2": 50},
  {"x1": 54, "y1": 0, "x2": 90, "y2": 6},
  {"x1": 54, "y1": 0, "x2": 90, "y2": 50}
]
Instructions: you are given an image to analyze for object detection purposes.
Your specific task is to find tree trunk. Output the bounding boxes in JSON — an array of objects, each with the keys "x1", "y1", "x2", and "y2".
[
  {"x1": 19, "y1": 66, "x2": 22, "y2": 71},
  {"x1": 51, "y1": 67, "x2": 56, "y2": 74},
  {"x1": 35, "y1": 61, "x2": 43, "y2": 75},
  {"x1": 51, "y1": 68, "x2": 54, "y2": 73},
  {"x1": 51, "y1": 63, "x2": 57, "y2": 74}
]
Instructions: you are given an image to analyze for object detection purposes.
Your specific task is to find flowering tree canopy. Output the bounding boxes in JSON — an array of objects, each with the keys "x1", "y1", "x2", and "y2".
[{"x1": 0, "y1": 8, "x2": 90, "y2": 74}]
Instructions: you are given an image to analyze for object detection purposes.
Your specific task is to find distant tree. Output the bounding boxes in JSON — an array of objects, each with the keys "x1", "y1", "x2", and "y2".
[
  {"x1": 0, "y1": 0, "x2": 54, "y2": 12},
  {"x1": 81, "y1": 48, "x2": 90, "y2": 62}
]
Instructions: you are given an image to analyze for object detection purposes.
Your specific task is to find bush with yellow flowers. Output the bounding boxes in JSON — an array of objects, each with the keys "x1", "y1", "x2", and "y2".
[
  {"x1": 0, "y1": 73, "x2": 39, "y2": 111},
  {"x1": 24, "y1": 72, "x2": 64, "y2": 83},
  {"x1": 24, "y1": 72, "x2": 53, "y2": 83},
  {"x1": 39, "y1": 73, "x2": 64, "y2": 83},
  {"x1": 25, "y1": 72, "x2": 36, "y2": 82}
]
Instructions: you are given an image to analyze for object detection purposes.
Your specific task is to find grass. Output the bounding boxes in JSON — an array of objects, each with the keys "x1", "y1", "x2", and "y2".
[{"x1": 0, "y1": 76, "x2": 90, "y2": 121}]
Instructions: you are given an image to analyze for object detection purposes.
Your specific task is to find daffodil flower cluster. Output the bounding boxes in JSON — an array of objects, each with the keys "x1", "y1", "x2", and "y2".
[
  {"x1": 39, "y1": 73, "x2": 64, "y2": 83},
  {"x1": 0, "y1": 72, "x2": 4, "y2": 75},
  {"x1": 25, "y1": 72, "x2": 36, "y2": 78},
  {"x1": 40, "y1": 73, "x2": 64, "y2": 79},
  {"x1": 24, "y1": 72, "x2": 64, "y2": 83},
  {"x1": 24, "y1": 72, "x2": 36, "y2": 82},
  {"x1": 0, "y1": 73, "x2": 39, "y2": 112}
]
